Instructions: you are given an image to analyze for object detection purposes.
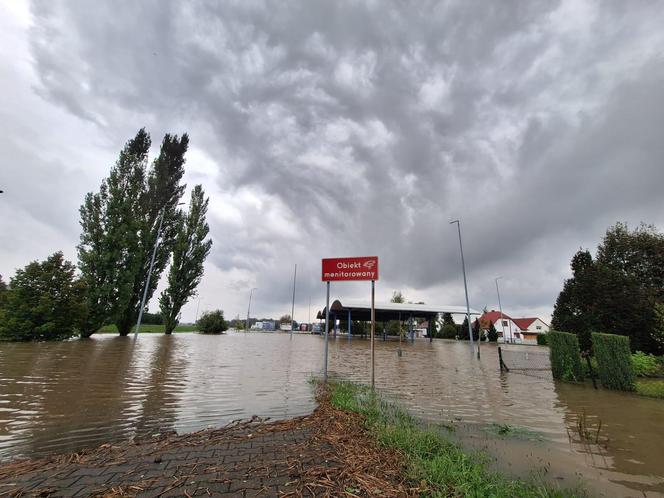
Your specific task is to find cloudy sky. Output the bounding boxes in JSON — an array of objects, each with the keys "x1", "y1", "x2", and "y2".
[{"x1": 2, "y1": 0, "x2": 664, "y2": 324}]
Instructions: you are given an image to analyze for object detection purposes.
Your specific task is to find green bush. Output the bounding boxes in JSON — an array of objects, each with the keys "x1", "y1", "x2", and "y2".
[
  {"x1": 196, "y1": 310, "x2": 228, "y2": 334},
  {"x1": 0, "y1": 252, "x2": 86, "y2": 341},
  {"x1": 592, "y1": 332, "x2": 635, "y2": 391},
  {"x1": 440, "y1": 324, "x2": 457, "y2": 339},
  {"x1": 548, "y1": 331, "x2": 584, "y2": 382},
  {"x1": 536, "y1": 333, "x2": 548, "y2": 346},
  {"x1": 631, "y1": 351, "x2": 662, "y2": 377}
]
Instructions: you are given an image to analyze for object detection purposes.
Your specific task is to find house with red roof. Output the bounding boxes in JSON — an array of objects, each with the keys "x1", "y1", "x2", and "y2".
[{"x1": 476, "y1": 310, "x2": 549, "y2": 344}]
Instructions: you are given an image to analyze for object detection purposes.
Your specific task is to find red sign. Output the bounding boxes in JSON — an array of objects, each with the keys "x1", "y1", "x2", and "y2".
[{"x1": 322, "y1": 256, "x2": 379, "y2": 281}]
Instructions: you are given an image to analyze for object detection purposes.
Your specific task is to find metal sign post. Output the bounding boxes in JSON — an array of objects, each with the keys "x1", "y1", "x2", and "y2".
[
  {"x1": 371, "y1": 279, "x2": 375, "y2": 389},
  {"x1": 324, "y1": 281, "x2": 330, "y2": 381},
  {"x1": 321, "y1": 256, "x2": 379, "y2": 387}
]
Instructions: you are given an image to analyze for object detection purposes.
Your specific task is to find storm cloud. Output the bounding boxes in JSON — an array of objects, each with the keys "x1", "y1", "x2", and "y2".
[{"x1": 2, "y1": 0, "x2": 664, "y2": 322}]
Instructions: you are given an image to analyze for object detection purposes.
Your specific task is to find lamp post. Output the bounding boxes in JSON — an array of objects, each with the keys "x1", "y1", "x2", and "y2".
[
  {"x1": 194, "y1": 297, "x2": 202, "y2": 324},
  {"x1": 495, "y1": 277, "x2": 512, "y2": 343},
  {"x1": 450, "y1": 220, "x2": 477, "y2": 358},
  {"x1": 246, "y1": 288, "x2": 257, "y2": 332},
  {"x1": 134, "y1": 202, "x2": 184, "y2": 340},
  {"x1": 290, "y1": 264, "x2": 297, "y2": 339}
]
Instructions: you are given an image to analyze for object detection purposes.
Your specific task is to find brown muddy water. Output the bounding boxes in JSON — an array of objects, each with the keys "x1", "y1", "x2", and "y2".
[{"x1": 0, "y1": 332, "x2": 662, "y2": 497}]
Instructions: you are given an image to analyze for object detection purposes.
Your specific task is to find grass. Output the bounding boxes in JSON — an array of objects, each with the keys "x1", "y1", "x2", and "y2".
[
  {"x1": 635, "y1": 378, "x2": 664, "y2": 399},
  {"x1": 328, "y1": 380, "x2": 584, "y2": 498},
  {"x1": 482, "y1": 423, "x2": 544, "y2": 441},
  {"x1": 97, "y1": 324, "x2": 198, "y2": 334}
]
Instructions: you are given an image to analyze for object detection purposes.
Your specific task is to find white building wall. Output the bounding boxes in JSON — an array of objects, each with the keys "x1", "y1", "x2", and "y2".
[
  {"x1": 496, "y1": 318, "x2": 521, "y2": 343},
  {"x1": 525, "y1": 319, "x2": 550, "y2": 334}
]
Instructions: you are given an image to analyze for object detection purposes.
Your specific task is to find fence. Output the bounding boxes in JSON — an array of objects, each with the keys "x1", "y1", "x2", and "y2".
[{"x1": 499, "y1": 346, "x2": 552, "y2": 378}]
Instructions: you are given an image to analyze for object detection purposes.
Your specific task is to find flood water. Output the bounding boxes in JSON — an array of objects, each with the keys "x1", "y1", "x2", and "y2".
[{"x1": 1, "y1": 332, "x2": 663, "y2": 497}]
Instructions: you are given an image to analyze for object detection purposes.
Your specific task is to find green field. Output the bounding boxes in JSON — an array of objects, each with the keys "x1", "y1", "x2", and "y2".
[{"x1": 97, "y1": 324, "x2": 198, "y2": 334}]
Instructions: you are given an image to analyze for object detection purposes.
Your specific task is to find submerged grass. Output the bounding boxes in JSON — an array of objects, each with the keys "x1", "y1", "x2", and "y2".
[
  {"x1": 97, "y1": 324, "x2": 197, "y2": 334},
  {"x1": 635, "y1": 378, "x2": 664, "y2": 399},
  {"x1": 328, "y1": 380, "x2": 584, "y2": 498},
  {"x1": 482, "y1": 423, "x2": 545, "y2": 441}
]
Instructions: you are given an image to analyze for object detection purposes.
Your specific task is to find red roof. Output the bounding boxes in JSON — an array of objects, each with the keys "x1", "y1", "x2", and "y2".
[
  {"x1": 477, "y1": 311, "x2": 512, "y2": 329},
  {"x1": 476, "y1": 312, "x2": 547, "y2": 331},
  {"x1": 512, "y1": 318, "x2": 537, "y2": 330}
]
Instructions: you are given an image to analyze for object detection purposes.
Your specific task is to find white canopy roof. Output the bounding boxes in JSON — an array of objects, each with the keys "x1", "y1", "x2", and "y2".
[{"x1": 328, "y1": 299, "x2": 480, "y2": 317}]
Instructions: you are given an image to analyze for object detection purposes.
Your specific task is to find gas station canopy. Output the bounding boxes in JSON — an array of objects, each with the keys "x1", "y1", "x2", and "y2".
[{"x1": 319, "y1": 299, "x2": 481, "y2": 321}]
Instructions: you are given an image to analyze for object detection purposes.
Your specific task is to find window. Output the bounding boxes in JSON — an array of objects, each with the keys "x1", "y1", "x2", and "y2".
[
  {"x1": 536, "y1": 326, "x2": 542, "y2": 330},
  {"x1": 502, "y1": 320, "x2": 508, "y2": 327},
  {"x1": 515, "y1": 332, "x2": 521, "y2": 338}
]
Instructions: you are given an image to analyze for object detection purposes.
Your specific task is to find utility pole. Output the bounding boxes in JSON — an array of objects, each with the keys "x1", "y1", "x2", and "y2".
[{"x1": 450, "y1": 220, "x2": 477, "y2": 358}]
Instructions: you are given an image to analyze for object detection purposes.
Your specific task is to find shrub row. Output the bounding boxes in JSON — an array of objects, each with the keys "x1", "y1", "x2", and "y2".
[
  {"x1": 548, "y1": 331, "x2": 584, "y2": 382},
  {"x1": 592, "y1": 332, "x2": 635, "y2": 391}
]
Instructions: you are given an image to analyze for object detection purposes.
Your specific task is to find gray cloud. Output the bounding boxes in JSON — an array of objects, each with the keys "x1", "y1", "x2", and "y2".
[{"x1": 1, "y1": 0, "x2": 663, "y2": 321}]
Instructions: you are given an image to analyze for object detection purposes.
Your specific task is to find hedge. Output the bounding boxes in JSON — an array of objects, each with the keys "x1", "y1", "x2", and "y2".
[
  {"x1": 592, "y1": 332, "x2": 636, "y2": 391},
  {"x1": 536, "y1": 333, "x2": 548, "y2": 346},
  {"x1": 548, "y1": 331, "x2": 584, "y2": 381}
]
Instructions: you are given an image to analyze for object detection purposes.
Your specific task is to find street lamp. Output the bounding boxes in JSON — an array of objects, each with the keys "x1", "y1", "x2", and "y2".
[
  {"x1": 450, "y1": 219, "x2": 477, "y2": 358},
  {"x1": 290, "y1": 263, "x2": 297, "y2": 339},
  {"x1": 194, "y1": 296, "x2": 202, "y2": 324},
  {"x1": 134, "y1": 202, "x2": 184, "y2": 340},
  {"x1": 246, "y1": 288, "x2": 257, "y2": 332},
  {"x1": 495, "y1": 277, "x2": 512, "y2": 344}
]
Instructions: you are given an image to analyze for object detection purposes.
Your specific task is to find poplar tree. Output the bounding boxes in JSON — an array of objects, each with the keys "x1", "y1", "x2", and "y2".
[
  {"x1": 78, "y1": 129, "x2": 189, "y2": 336},
  {"x1": 159, "y1": 185, "x2": 212, "y2": 334}
]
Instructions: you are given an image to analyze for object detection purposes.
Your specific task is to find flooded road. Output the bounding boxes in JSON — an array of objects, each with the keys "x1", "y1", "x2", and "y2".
[
  {"x1": 1, "y1": 332, "x2": 663, "y2": 496},
  {"x1": 0, "y1": 333, "x2": 319, "y2": 459}
]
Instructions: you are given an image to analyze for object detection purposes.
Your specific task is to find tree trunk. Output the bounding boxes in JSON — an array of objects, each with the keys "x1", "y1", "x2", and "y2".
[
  {"x1": 116, "y1": 315, "x2": 133, "y2": 336},
  {"x1": 164, "y1": 315, "x2": 177, "y2": 335},
  {"x1": 80, "y1": 329, "x2": 95, "y2": 339}
]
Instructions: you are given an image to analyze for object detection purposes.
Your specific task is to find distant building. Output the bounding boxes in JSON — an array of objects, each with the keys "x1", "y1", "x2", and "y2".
[
  {"x1": 511, "y1": 317, "x2": 549, "y2": 342},
  {"x1": 254, "y1": 321, "x2": 276, "y2": 331},
  {"x1": 476, "y1": 310, "x2": 549, "y2": 344}
]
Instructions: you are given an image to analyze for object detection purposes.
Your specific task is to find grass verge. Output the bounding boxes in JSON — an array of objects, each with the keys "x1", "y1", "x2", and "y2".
[
  {"x1": 635, "y1": 378, "x2": 664, "y2": 399},
  {"x1": 97, "y1": 324, "x2": 197, "y2": 334},
  {"x1": 328, "y1": 380, "x2": 584, "y2": 498}
]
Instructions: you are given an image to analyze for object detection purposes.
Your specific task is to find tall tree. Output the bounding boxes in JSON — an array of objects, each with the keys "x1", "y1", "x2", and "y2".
[
  {"x1": 0, "y1": 252, "x2": 86, "y2": 341},
  {"x1": 78, "y1": 129, "x2": 189, "y2": 336},
  {"x1": 459, "y1": 316, "x2": 470, "y2": 340},
  {"x1": 159, "y1": 185, "x2": 213, "y2": 334},
  {"x1": 78, "y1": 129, "x2": 151, "y2": 337},
  {"x1": 552, "y1": 223, "x2": 664, "y2": 353},
  {"x1": 0, "y1": 275, "x2": 7, "y2": 307},
  {"x1": 653, "y1": 302, "x2": 664, "y2": 349},
  {"x1": 551, "y1": 249, "x2": 599, "y2": 350},
  {"x1": 114, "y1": 133, "x2": 188, "y2": 336}
]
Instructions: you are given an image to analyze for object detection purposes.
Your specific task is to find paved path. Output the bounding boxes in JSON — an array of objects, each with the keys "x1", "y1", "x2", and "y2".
[
  {"x1": 0, "y1": 394, "x2": 415, "y2": 498},
  {"x1": 0, "y1": 420, "x2": 324, "y2": 497}
]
